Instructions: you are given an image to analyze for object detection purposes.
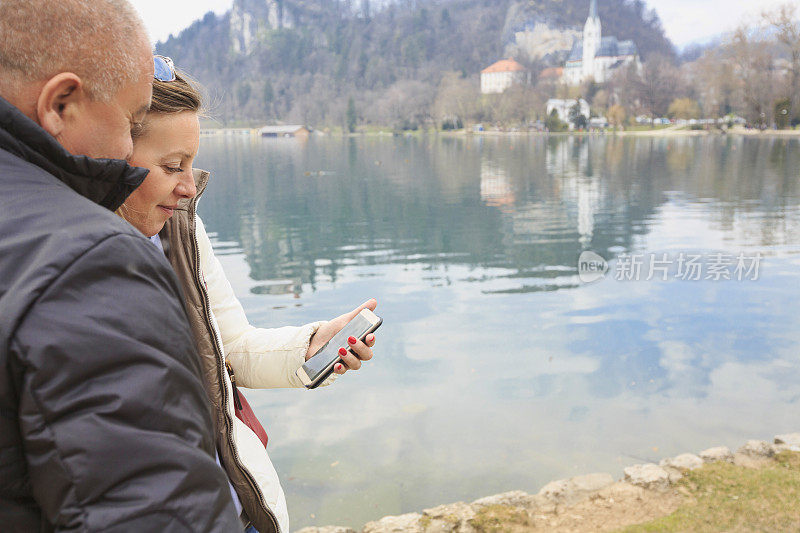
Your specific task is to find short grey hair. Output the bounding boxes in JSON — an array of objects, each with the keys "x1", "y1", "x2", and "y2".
[{"x1": 0, "y1": 0, "x2": 151, "y2": 101}]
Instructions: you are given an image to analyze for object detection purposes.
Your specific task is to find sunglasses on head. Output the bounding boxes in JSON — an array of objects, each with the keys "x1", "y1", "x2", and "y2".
[{"x1": 153, "y1": 55, "x2": 176, "y2": 82}]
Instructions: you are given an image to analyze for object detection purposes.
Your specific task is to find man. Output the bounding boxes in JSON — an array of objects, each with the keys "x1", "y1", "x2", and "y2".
[{"x1": 0, "y1": 1, "x2": 240, "y2": 530}]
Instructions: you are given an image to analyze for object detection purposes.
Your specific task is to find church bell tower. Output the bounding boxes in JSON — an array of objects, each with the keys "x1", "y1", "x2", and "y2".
[{"x1": 582, "y1": 0, "x2": 602, "y2": 81}]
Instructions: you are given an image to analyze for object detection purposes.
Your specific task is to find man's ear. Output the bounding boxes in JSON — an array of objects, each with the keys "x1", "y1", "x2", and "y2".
[{"x1": 36, "y1": 73, "x2": 86, "y2": 138}]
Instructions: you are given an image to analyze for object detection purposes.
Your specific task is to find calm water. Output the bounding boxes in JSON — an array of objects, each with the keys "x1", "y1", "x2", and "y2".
[{"x1": 194, "y1": 134, "x2": 800, "y2": 530}]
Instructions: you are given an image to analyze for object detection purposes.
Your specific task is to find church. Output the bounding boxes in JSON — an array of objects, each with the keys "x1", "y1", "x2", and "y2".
[{"x1": 563, "y1": 0, "x2": 640, "y2": 86}]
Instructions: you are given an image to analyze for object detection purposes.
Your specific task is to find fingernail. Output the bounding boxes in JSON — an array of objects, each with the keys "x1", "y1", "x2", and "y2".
[
  {"x1": 367, "y1": 334, "x2": 375, "y2": 343},
  {"x1": 335, "y1": 363, "x2": 343, "y2": 371},
  {"x1": 348, "y1": 336, "x2": 357, "y2": 345},
  {"x1": 338, "y1": 347, "x2": 347, "y2": 356}
]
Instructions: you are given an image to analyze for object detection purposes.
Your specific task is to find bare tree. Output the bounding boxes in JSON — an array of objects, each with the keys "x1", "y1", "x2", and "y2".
[
  {"x1": 728, "y1": 25, "x2": 776, "y2": 127},
  {"x1": 762, "y1": 3, "x2": 800, "y2": 121}
]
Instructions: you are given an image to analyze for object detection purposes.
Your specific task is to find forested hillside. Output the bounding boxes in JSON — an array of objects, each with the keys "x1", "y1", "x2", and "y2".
[{"x1": 156, "y1": 0, "x2": 673, "y2": 127}]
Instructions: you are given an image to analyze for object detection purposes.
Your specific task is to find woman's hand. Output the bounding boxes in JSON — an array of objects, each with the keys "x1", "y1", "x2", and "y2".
[{"x1": 306, "y1": 298, "x2": 378, "y2": 375}]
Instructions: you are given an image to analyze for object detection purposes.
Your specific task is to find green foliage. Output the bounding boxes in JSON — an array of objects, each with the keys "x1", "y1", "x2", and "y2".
[
  {"x1": 346, "y1": 96, "x2": 357, "y2": 133},
  {"x1": 545, "y1": 108, "x2": 567, "y2": 132},
  {"x1": 569, "y1": 102, "x2": 587, "y2": 129}
]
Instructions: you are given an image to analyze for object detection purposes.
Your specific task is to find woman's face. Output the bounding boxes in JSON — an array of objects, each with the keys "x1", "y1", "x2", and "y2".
[{"x1": 126, "y1": 110, "x2": 200, "y2": 237}]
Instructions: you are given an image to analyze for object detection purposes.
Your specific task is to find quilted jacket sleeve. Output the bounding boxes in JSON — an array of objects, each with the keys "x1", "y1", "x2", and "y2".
[
  {"x1": 196, "y1": 216, "x2": 332, "y2": 389},
  {"x1": 10, "y1": 233, "x2": 241, "y2": 532}
]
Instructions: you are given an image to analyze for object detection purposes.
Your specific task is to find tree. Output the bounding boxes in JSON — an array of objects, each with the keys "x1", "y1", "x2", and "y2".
[
  {"x1": 545, "y1": 108, "x2": 566, "y2": 132},
  {"x1": 637, "y1": 54, "x2": 680, "y2": 120},
  {"x1": 763, "y1": 3, "x2": 800, "y2": 121},
  {"x1": 569, "y1": 101, "x2": 587, "y2": 130},
  {"x1": 346, "y1": 96, "x2": 357, "y2": 132},
  {"x1": 433, "y1": 72, "x2": 479, "y2": 129},
  {"x1": 608, "y1": 104, "x2": 626, "y2": 129},
  {"x1": 667, "y1": 98, "x2": 701, "y2": 120},
  {"x1": 237, "y1": 82, "x2": 252, "y2": 108},
  {"x1": 729, "y1": 25, "x2": 776, "y2": 127},
  {"x1": 775, "y1": 98, "x2": 791, "y2": 129}
]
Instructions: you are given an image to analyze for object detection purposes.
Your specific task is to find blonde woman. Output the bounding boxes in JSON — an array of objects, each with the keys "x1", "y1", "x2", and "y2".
[{"x1": 119, "y1": 56, "x2": 378, "y2": 533}]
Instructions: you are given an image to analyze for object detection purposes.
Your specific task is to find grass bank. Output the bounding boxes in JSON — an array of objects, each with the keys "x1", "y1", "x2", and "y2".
[{"x1": 620, "y1": 451, "x2": 800, "y2": 532}]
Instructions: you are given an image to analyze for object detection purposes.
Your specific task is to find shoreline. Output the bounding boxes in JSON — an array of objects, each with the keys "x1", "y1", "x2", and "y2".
[
  {"x1": 296, "y1": 432, "x2": 800, "y2": 533},
  {"x1": 200, "y1": 127, "x2": 800, "y2": 139}
]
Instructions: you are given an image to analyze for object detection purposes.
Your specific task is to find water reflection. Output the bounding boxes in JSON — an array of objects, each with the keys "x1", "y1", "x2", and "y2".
[{"x1": 194, "y1": 135, "x2": 800, "y2": 529}]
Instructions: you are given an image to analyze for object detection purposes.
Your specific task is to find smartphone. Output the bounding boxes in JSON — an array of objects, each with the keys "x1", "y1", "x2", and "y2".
[{"x1": 296, "y1": 308, "x2": 382, "y2": 389}]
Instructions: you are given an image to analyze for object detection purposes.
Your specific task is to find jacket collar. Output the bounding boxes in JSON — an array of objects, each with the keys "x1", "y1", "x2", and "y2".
[{"x1": 0, "y1": 95, "x2": 149, "y2": 211}]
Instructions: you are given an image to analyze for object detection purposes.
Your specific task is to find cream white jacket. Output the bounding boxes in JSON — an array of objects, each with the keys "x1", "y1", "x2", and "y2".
[{"x1": 196, "y1": 215, "x2": 332, "y2": 532}]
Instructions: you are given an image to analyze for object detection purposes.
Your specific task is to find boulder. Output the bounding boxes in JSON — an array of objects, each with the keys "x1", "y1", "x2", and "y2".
[
  {"x1": 420, "y1": 502, "x2": 476, "y2": 532},
  {"x1": 623, "y1": 463, "x2": 674, "y2": 489},
  {"x1": 296, "y1": 528, "x2": 356, "y2": 533},
  {"x1": 471, "y1": 491, "x2": 532, "y2": 508},
  {"x1": 737, "y1": 440, "x2": 775, "y2": 458},
  {"x1": 659, "y1": 453, "x2": 704, "y2": 471},
  {"x1": 774, "y1": 433, "x2": 800, "y2": 451},
  {"x1": 699, "y1": 446, "x2": 734, "y2": 463},
  {"x1": 362, "y1": 513, "x2": 423, "y2": 533},
  {"x1": 537, "y1": 472, "x2": 615, "y2": 506}
]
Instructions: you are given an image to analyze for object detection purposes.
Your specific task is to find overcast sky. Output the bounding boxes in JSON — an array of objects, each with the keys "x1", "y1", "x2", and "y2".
[{"x1": 129, "y1": 0, "x2": 797, "y2": 49}]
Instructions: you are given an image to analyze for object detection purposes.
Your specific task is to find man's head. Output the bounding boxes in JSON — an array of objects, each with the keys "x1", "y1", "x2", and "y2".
[{"x1": 0, "y1": 0, "x2": 153, "y2": 160}]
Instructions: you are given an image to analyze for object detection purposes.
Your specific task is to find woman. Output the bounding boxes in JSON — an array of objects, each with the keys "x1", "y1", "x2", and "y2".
[{"x1": 120, "y1": 56, "x2": 378, "y2": 533}]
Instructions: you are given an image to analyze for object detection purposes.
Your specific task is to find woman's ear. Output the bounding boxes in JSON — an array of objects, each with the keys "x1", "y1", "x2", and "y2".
[{"x1": 36, "y1": 72, "x2": 85, "y2": 139}]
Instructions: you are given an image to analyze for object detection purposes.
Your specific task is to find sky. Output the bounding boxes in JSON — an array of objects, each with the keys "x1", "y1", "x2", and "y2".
[{"x1": 128, "y1": 0, "x2": 797, "y2": 49}]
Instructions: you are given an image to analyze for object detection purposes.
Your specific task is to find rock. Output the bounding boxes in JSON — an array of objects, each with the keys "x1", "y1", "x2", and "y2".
[
  {"x1": 420, "y1": 502, "x2": 476, "y2": 532},
  {"x1": 737, "y1": 440, "x2": 776, "y2": 458},
  {"x1": 296, "y1": 528, "x2": 356, "y2": 533},
  {"x1": 623, "y1": 463, "x2": 674, "y2": 489},
  {"x1": 699, "y1": 446, "x2": 734, "y2": 463},
  {"x1": 537, "y1": 473, "x2": 615, "y2": 506},
  {"x1": 659, "y1": 453, "x2": 704, "y2": 471},
  {"x1": 471, "y1": 491, "x2": 532, "y2": 508},
  {"x1": 774, "y1": 433, "x2": 800, "y2": 451},
  {"x1": 362, "y1": 513, "x2": 423, "y2": 533}
]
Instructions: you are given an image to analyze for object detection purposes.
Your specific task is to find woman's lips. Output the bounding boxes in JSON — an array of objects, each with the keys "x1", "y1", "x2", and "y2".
[{"x1": 158, "y1": 205, "x2": 176, "y2": 216}]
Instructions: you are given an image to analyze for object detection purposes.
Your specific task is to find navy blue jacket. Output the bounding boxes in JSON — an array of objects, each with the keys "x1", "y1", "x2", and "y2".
[{"x1": 0, "y1": 96, "x2": 240, "y2": 532}]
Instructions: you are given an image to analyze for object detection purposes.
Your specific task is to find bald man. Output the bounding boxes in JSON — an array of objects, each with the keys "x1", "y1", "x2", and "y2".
[{"x1": 0, "y1": 1, "x2": 240, "y2": 531}]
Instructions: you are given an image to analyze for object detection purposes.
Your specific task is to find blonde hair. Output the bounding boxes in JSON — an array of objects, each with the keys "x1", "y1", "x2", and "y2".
[{"x1": 0, "y1": 0, "x2": 150, "y2": 101}]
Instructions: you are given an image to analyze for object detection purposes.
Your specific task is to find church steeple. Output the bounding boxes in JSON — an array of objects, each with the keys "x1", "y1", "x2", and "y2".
[{"x1": 582, "y1": 0, "x2": 602, "y2": 81}]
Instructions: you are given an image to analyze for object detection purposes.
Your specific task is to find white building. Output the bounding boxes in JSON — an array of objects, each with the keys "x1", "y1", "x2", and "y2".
[
  {"x1": 563, "y1": 0, "x2": 640, "y2": 86},
  {"x1": 546, "y1": 98, "x2": 590, "y2": 129},
  {"x1": 480, "y1": 58, "x2": 528, "y2": 94}
]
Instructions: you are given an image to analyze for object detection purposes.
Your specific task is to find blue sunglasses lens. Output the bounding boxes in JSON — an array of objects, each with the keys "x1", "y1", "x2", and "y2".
[{"x1": 153, "y1": 56, "x2": 175, "y2": 82}]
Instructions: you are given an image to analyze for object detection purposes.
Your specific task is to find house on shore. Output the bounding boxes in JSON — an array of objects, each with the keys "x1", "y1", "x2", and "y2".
[
  {"x1": 259, "y1": 125, "x2": 311, "y2": 138},
  {"x1": 480, "y1": 58, "x2": 529, "y2": 94}
]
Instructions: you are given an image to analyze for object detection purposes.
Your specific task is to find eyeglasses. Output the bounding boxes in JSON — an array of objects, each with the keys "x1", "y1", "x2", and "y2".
[{"x1": 154, "y1": 55, "x2": 176, "y2": 82}]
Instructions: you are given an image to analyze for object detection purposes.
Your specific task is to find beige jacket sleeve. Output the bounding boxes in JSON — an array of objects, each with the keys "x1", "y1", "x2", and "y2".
[{"x1": 196, "y1": 215, "x2": 333, "y2": 389}]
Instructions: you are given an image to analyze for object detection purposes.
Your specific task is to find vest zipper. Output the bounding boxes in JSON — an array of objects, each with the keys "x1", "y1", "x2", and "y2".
[
  {"x1": 190, "y1": 210, "x2": 280, "y2": 533},
  {"x1": 226, "y1": 361, "x2": 244, "y2": 411}
]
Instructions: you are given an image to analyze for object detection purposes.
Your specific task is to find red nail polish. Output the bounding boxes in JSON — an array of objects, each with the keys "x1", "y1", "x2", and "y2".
[
  {"x1": 336, "y1": 363, "x2": 343, "y2": 371},
  {"x1": 348, "y1": 336, "x2": 357, "y2": 345},
  {"x1": 338, "y1": 347, "x2": 347, "y2": 356}
]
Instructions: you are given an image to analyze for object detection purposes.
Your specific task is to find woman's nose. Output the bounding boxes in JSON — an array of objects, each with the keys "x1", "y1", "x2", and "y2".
[{"x1": 176, "y1": 170, "x2": 197, "y2": 199}]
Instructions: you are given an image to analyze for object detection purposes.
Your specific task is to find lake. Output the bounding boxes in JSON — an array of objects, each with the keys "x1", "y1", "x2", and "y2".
[{"x1": 194, "y1": 134, "x2": 800, "y2": 530}]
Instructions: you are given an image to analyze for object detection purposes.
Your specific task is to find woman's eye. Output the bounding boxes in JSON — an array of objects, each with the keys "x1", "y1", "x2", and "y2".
[{"x1": 163, "y1": 166, "x2": 183, "y2": 174}]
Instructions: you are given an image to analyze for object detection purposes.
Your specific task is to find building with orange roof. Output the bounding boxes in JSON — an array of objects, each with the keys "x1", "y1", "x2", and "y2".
[{"x1": 480, "y1": 58, "x2": 529, "y2": 94}]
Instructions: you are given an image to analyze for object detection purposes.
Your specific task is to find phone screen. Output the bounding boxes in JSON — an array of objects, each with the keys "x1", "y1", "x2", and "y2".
[{"x1": 302, "y1": 314, "x2": 376, "y2": 381}]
